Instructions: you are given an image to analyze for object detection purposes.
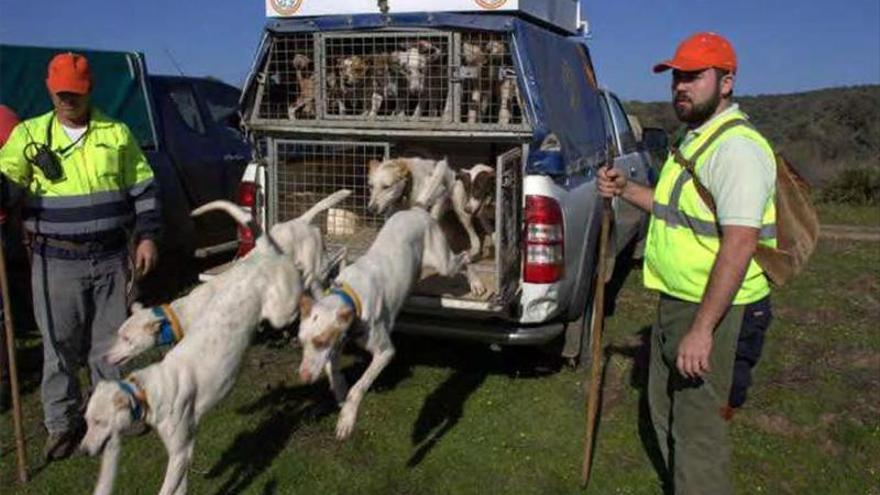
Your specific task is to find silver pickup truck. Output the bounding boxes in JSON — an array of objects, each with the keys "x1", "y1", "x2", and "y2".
[{"x1": 218, "y1": 3, "x2": 660, "y2": 362}]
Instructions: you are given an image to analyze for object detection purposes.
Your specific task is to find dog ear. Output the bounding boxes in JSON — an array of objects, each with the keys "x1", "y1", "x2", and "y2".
[
  {"x1": 368, "y1": 159, "x2": 381, "y2": 174},
  {"x1": 113, "y1": 390, "x2": 129, "y2": 411},
  {"x1": 299, "y1": 295, "x2": 314, "y2": 318},
  {"x1": 473, "y1": 171, "x2": 495, "y2": 200},
  {"x1": 130, "y1": 301, "x2": 144, "y2": 313},
  {"x1": 336, "y1": 306, "x2": 355, "y2": 327}
]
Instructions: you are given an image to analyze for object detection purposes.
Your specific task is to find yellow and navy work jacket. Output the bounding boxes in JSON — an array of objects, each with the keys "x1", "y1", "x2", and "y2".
[
  {"x1": 643, "y1": 109, "x2": 777, "y2": 305},
  {"x1": 0, "y1": 109, "x2": 160, "y2": 257}
]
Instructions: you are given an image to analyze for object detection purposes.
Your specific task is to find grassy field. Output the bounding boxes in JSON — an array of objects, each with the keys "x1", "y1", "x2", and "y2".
[{"x1": 2, "y1": 232, "x2": 878, "y2": 494}]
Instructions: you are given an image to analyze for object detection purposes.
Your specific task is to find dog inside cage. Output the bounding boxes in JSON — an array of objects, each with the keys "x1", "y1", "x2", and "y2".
[
  {"x1": 322, "y1": 33, "x2": 452, "y2": 121},
  {"x1": 255, "y1": 30, "x2": 525, "y2": 128},
  {"x1": 460, "y1": 32, "x2": 523, "y2": 126},
  {"x1": 259, "y1": 34, "x2": 316, "y2": 120}
]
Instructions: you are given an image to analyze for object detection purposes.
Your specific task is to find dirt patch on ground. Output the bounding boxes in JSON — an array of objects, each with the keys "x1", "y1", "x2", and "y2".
[
  {"x1": 744, "y1": 412, "x2": 844, "y2": 457},
  {"x1": 821, "y1": 224, "x2": 880, "y2": 242}
]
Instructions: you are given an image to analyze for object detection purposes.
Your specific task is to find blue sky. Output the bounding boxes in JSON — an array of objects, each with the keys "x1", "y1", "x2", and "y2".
[{"x1": 1, "y1": 0, "x2": 878, "y2": 102}]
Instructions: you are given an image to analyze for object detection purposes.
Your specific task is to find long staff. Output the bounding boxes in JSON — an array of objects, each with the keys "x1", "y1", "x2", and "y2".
[
  {"x1": 0, "y1": 216, "x2": 28, "y2": 483},
  {"x1": 581, "y1": 147, "x2": 615, "y2": 487}
]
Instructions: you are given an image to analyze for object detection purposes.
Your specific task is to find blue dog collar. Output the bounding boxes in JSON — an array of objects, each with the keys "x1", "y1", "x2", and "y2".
[
  {"x1": 117, "y1": 380, "x2": 145, "y2": 422},
  {"x1": 151, "y1": 306, "x2": 183, "y2": 346},
  {"x1": 328, "y1": 282, "x2": 362, "y2": 318}
]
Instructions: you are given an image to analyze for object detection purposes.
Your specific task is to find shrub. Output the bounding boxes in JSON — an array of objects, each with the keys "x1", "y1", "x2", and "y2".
[{"x1": 821, "y1": 166, "x2": 880, "y2": 205}]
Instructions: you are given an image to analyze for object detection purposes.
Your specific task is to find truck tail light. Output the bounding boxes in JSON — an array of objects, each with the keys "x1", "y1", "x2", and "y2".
[
  {"x1": 235, "y1": 181, "x2": 258, "y2": 257},
  {"x1": 523, "y1": 195, "x2": 564, "y2": 283}
]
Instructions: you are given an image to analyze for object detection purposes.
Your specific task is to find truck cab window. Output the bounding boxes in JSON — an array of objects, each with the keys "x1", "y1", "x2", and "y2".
[
  {"x1": 168, "y1": 85, "x2": 206, "y2": 135},
  {"x1": 597, "y1": 95, "x2": 616, "y2": 149},
  {"x1": 608, "y1": 95, "x2": 637, "y2": 154}
]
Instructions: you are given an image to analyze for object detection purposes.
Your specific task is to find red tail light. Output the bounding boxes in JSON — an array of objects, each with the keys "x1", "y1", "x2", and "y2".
[
  {"x1": 237, "y1": 182, "x2": 257, "y2": 208},
  {"x1": 523, "y1": 195, "x2": 564, "y2": 283},
  {"x1": 235, "y1": 181, "x2": 258, "y2": 257}
]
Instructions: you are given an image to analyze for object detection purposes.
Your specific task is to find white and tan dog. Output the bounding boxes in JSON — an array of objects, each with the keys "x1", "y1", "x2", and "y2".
[
  {"x1": 298, "y1": 167, "x2": 485, "y2": 440},
  {"x1": 103, "y1": 190, "x2": 351, "y2": 369},
  {"x1": 368, "y1": 157, "x2": 495, "y2": 259},
  {"x1": 451, "y1": 163, "x2": 496, "y2": 258},
  {"x1": 81, "y1": 242, "x2": 303, "y2": 495},
  {"x1": 367, "y1": 157, "x2": 456, "y2": 220}
]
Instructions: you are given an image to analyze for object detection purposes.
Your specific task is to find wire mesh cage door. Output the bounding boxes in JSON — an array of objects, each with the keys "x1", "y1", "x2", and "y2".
[
  {"x1": 256, "y1": 33, "x2": 319, "y2": 121},
  {"x1": 458, "y1": 31, "x2": 526, "y2": 129},
  {"x1": 319, "y1": 31, "x2": 455, "y2": 124},
  {"x1": 270, "y1": 139, "x2": 390, "y2": 254},
  {"x1": 495, "y1": 145, "x2": 524, "y2": 305}
]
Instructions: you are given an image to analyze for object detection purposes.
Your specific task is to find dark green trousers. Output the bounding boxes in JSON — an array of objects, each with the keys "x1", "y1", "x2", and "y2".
[{"x1": 648, "y1": 295, "x2": 744, "y2": 495}]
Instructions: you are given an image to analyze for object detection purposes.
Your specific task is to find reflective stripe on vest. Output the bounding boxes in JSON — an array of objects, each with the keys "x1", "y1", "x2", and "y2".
[{"x1": 643, "y1": 108, "x2": 777, "y2": 305}]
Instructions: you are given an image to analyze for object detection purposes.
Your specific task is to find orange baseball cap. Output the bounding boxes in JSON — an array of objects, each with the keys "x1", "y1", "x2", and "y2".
[
  {"x1": 46, "y1": 52, "x2": 92, "y2": 95},
  {"x1": 653, "y1": 32, "x2": 737, "y2": 74}
]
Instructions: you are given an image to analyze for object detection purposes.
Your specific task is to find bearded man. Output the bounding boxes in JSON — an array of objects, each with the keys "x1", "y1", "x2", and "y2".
[{"x1": 598, "y1": 32, "x2": 777, "y2": 494}]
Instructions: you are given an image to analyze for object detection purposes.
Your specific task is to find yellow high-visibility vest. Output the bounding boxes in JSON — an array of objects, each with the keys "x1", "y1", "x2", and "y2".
[
  {"x1": 643, "y1": 109, "x2": 777, "y2": 305},
  {"x1": 0, "y1": 109, "x2": 158, "y2": 239}
]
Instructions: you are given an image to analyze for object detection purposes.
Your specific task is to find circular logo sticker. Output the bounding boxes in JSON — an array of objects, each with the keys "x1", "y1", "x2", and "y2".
[
  {"x1": 474, "y1": 0, "x2": 508, "y2": 10},
  {"x1": 271, "y1": 0, "x2": 304, "y2": 16}
]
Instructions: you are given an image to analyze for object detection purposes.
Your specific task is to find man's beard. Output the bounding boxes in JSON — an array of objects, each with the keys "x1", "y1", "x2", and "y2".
[{"x1": 674, "y1": 86, "x2": 722, "y2": 125}]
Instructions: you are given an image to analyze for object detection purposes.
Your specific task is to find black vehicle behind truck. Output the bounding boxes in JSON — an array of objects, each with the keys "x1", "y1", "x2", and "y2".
[{"x1": 0, "y1": 44, "x2": 251, "y2": 300}]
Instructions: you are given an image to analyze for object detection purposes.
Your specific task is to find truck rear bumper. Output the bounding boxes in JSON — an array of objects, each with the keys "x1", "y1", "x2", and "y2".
[{"x1": 395, "y1": 313, "x2": 565, "y2": 346}]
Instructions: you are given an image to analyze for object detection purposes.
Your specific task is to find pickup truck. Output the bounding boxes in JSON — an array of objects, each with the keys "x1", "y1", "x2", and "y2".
[
  {"x1": 228, "y1": 1, "x2": 661, "y2": 361},
  {"x1": 0, "y1": 44, "x2": 251, "y2": 299}
]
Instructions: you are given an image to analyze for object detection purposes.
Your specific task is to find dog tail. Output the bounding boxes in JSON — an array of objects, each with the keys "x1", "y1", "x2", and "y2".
[
  {"x1": 413, "y1": 158, "x2": 450, "y2": 210},
  {"x1": 93, "y1": 434, "x2": 121, "y2": 495},
  {"x1": 297, "y1": 189, "x2": 353, "y2": 225},
  {"x1": 191, "y1": 200, "x2": 264, "y2": 238}
]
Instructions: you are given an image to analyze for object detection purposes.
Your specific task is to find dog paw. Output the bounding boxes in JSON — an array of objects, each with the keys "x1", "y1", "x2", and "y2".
[
  {"x1": 469, "y1": 277, "x2": 487, "y2": 298},
  {"x1": 335, "y1": 405, "x2": 357, "y2": 440}
]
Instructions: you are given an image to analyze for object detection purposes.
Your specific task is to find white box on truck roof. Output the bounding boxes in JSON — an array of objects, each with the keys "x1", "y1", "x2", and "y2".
[{"x1": 265, "y1": 0, "x2": 584, "y2": 35}]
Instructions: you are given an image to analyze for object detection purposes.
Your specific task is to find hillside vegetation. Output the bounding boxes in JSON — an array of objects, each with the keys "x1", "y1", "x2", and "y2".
[{"x1": 625, "y1": 85, "x2": 880, "y2": 188}]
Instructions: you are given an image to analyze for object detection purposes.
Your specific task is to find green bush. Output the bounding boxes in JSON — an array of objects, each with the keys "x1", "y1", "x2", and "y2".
[{"x1": 821, "y1": 166, "x2": 880, "y2": 205}]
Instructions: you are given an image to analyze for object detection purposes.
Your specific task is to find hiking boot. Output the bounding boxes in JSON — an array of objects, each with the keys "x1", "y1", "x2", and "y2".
[{"x1": 43, "y1": 428, "x2": 83, "y2": 462}]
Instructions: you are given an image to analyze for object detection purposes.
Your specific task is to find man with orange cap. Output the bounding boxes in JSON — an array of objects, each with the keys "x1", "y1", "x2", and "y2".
[
  {"x1": 0, "y1": 53, "x2": 161, "y2": 460},
  {"x1": 598, "y1": 33, "x2": 776, "y2": 493}
]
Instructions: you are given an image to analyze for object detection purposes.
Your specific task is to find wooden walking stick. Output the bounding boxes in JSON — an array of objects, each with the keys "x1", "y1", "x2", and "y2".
[
  {"x1": 0, "y1": 216, "x2": 28, "y2": 483},
  {"x1": 581, "y1": 146, "x2": 616, "y2": 488}
]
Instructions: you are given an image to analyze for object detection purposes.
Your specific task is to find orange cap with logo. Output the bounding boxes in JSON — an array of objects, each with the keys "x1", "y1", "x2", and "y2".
[
  {"x1": 653, "y1": 32, "x2": 737, "y2": 74},
  {"x1": 46, "y1": 52, "x2": 92, "y2": 95}
]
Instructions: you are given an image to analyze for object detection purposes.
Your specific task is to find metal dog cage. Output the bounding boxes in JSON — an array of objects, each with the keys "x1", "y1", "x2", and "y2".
[
  {"x1": 271, "y1": 139, "x2": 389, "y2": 254},
  {"x1": 268, "y1": 137, "x2": 523, "y2": 304},
  {"x1": 252, "y1": 29, "x2": 527, "y2": 131}
]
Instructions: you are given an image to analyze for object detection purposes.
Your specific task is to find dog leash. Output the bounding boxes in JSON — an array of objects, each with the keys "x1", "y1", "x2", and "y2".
[
  {"x1": 117, "y1": 378, "x2": 149, "y2": 422},
  {"x1": 152, "y1": 304, "x2": 184, "y2": 346}
]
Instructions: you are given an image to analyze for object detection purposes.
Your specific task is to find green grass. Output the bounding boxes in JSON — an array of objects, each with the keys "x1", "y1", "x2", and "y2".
[
  {"x1": 816, "y1": 202, "x2": 880, "y2": 226},
  {"x1": 2, "y1": 225, "x2": 878, "y2": 494}
]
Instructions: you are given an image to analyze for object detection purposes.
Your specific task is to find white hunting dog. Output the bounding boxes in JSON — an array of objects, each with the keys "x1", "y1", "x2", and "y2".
[
  {"x1": 81, "y1": 244, "x2": 302, "y2": 495},
  {"x1": 103, "y1": 190, "x2": 352, "y2": 367},
  {"x1": 298, "y1": 166, "x2": 486, "y2": 440}
]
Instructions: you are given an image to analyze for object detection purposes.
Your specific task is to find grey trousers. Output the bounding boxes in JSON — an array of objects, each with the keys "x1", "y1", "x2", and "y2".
[{"x1": 31, "y1": 252, "x2": 129, "y2": 434}]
